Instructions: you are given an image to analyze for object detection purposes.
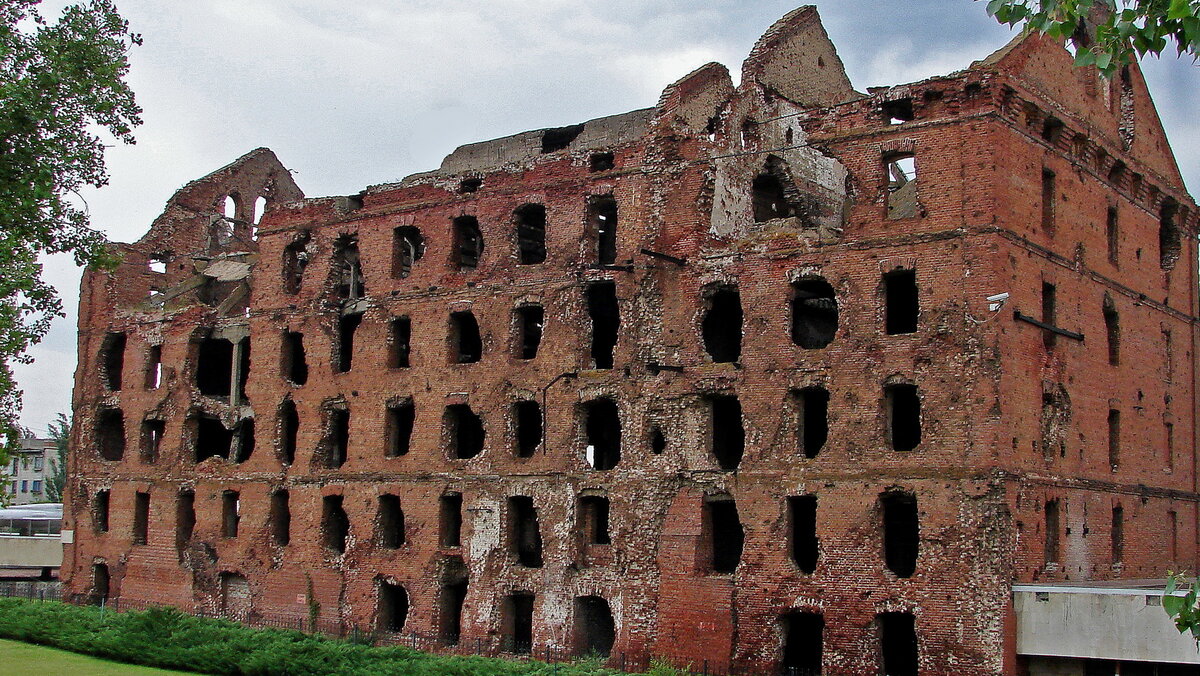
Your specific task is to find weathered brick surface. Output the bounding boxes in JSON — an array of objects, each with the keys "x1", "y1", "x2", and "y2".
[{"x1": 62, "y1": 8, "x2": 1197, "y2": 675}]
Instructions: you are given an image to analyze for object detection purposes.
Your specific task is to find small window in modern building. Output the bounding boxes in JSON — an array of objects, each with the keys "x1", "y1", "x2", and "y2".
[
  {"x1": 1106, "y1": 206, "x2": 1119, "y2": 266},
  {"x1": 881, "y1": 491, "x2": 919, "y2": 578},
  {"x1": 322, "y1": 494, "x2": 349, "y2": 554},
  {"x1": 282, "y1": 232, "x2": 311, "y2": 295},
  {"x1": 586, "y1": 281, "x2": 619, "y2": 369},
  {"x1": 140, "y1": 419, "x2": 165, "y2": 463},
  {"x1": 440, "y1": 493, "x2": 463, "y2": 547},
  {"x1": 449, "y1": 311, "x2": 482, "y2": 364},
  {"x1": 233, "y1": 418, "x2": 255, "y2": 463},
  {"x1": 579, "y1": 495, "x2": 611, "y2": 545},
  {"x1": 1107, "y1": 409, "x2": 1121, "y2": 470},
  {"x1": 573, "y1": 596, "x2": 616, "y2": 658},
  {"x1": 587, "y1": 196, "x2": 619, "y2": 265},
  {"x1": 513, "y1": 400, "x2": 542, "y2": 458},
  {"x1": 333, "y1": 235, "x2": 365, "y2": 300},
  {"x1": 589, "y1": 152, "x2": 614, "y2": 172},
  {"x1": 885, "y1": 154, "x2": 918, "y2": 220},
  {"x1": 454, "y1": 216, "x2": 484, "y2": 270},
  {"x1": 391, "y1": 226, "x2": 424, "y2": 279},
  {"x1": 1044, "y1": 499, "x2": 1061, "y2": 564},
  {"x1": 195, "y1": 413, "x2": 231, "y2": 462},
  {"x1": 883, "y1": 98, "x2": 914, "y2": 124},
  {"x1": 878, "y1": 612, "x2": 918, "y2": 676},
  {"x1": 377, "y1": 494, "x2": 406, "y2": 549},
  {"x1": 503, "y1": 592, "x2": 535, "y2": 654},
  {"x1": 378, "y1": 580, "x2": 409, "y2": 633},
  {"x1": 144, "y1": 344, "x2": 162, "y2": 390},
  {"x1": 701, "y1": 284, "x2": 742, "y2": 363},
  {"x1": 885, "y1": 384, "x2": 921, "y2": 452},
  {"x1": 282, "y1": 331, "x2": 308, "y2": 385},
  {"x1": 222, "y1": 490, "x2": 240, "y2": 538},
  {"x1": 794, "y1": 387, "x2": 829, "y2": 459},
  {"x1": 388, "y1": 317, "x2": 412, "y2": 369},
  {"x1": 791, "y1": 278, "x2": 838, "y2": 349},
  {"x1": 196, "y1": 334, "x2": 234, "y2": 397},
  {"x1": 789, "y1": 495, "x2": 818, "y2": 574},
  {"x1": 583, "y1": 398, "x2": 621, "y2": 470},
  {"x1": 279, "y1": 400, "x2": 299, "y2": 465},
  {"x1": 515, "y1": 204, "x2": 547, "y2": 265},
  {"x1": 781, "y1": 611, "x2": 823, "y2": 675},
  {"x1": 336, "y1": 312, "x2": 363, "y2": 373},
  {"x1": 93, "y1": 490, "x2": 111, "y2": 533},
  {"x1": 445, "y1": 404, "x2": 484, "y2": 460},
  {"x1": 100, "y1": 332, "x2": 126, "y2": 391},
  {"x1": 386, "y1": 400, "x2": 415, "y2": 458},
  {"x1": 1103, "y1": 297, "x2": 1119, "y2": 366},
  {"x1": 1110, "y1": 504, "x2": 1124, "y2": 564},
  {"x1": 884, "y1": 270, "x2": 918, "y2": 335},
  {"x1": 705, "y1": 496, "x2": 744, "y2": 574},
  {"x1": 1042, "y1": 168, "x2": 1056, "y2": 234},
  {"x1": 1041, "y1": 282, "x2": 1057, "y2": 349},
  {"x1": 709, "y1": 395, "x2": 744, "y2": 471},
  {"x1": 175, "y1": 489, "x2": 195, "y2": 549},
  {"x1": 508, "y1": 496, "x2": 543, "y2": 568},
  {"x1": 321, "y1": 407, "x2": 350, "y2": 469},
  {"x1": 1160, "y1": 199, "x2": 1180, "y2": 270},
  {"x1": 514, "y1": 305, "x2": 543, "y2": 360},
  {"x1": 270, "y1": 489, "x2": 290, "y2": 547},
  {"x1": 96, "y1": 408, "x2": 125, "y2": 461}
]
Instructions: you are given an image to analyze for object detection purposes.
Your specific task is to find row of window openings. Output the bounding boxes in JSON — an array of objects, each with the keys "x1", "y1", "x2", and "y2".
[
  {"x1": 1039, "y1": 282, "x2": 1125, "y2": 367},
  {"x1": 95, "y1": 488, "x2": 921, "y2": 581},
  {"x1": 1042, "y1": 500, "x2": 1151, "y2": 566},
  {"x1": 10, "y1": 455, "x2": 45, "y2": 473}
]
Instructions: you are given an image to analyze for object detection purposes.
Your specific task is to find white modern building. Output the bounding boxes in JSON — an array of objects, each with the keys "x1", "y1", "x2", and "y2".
[{"x1": 6, "y1": 436, "x2": 57, "y2": 505}]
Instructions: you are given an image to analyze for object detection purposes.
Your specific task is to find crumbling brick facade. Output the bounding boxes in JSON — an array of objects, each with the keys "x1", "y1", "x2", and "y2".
[{"x1": 62, "y1": 7, "x2": 1198, "y2": 674}]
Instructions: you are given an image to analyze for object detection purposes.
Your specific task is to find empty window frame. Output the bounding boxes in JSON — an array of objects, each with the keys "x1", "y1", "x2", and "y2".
[
  {"x1": 579, "y1": 495, "x2": 611, "y2": 545},
  {"x1": 100, "y1": 332, "x2": 126, "y2": 391},
  {"x1": 96, "y1": 408, "x2": 125, "y2": 461},
  {"x1": 503, "y1": 592, "x2": 535, "y2": 654},
  {"x1": 445, "y1": 404, "x2": 484, "y2": 460},
  {"x1": 589, "y1": 152, "x2": 614, "y2": 172},
  {"x1": 1044, "y1": 499, "x2": 1061, "y2": 565},
  {"x1": 440, "y1": 493, "x2": 463, "y2": 547},
  {"x1": 194, "y1": 414, "x2": 232, "y2": 462},
  {"x1": 378, "y1": 580, "x2": 409, "y2": 633},
  {"x1": 705, "y1": 497, "x2": 744, "y2": 574},
  {"x1": 513, "y1": 305, "x2": 543, "y2": 360},
  {"x1": 459, "y1": 178, "x2": 482, "y2": 194},
  {"x1": 1103, "y1": 298, "x2": 1120, "y2": 366},
  {"x1": 573, "y1": 596, "x2": 616, "y2": 657},
  {"x1": 751, "y1": 156, "x2": 800, "y2": 223},
  {"x1": 1108, "y1": 409, "x2": 1121, "y2": 469},
  {"x1": 1041, "y1": 282, "x2": 1057, "y2": 349},
  {"x1": 336, "y1": 313, "x2": 363, "y2": 373},
  {"x1": 883, "y1": 98, "x2": 914, "y2": 124},
  {"x1": 282, "y1": 232, "x2": 311, "y2": 295},
  {"x1": 649, "y1": 425, "x2": 667, "y2": 455},
  {"x1": 322, "y1": 495, "x2": 349, "y2": 554},
  {"x1": 508, "y1": 496, "x2": 543, "y2": 568},
  {"x1": 175, "y1": 489, "x2": 195, "y2": 549},
  {"x1": 883, "y1": 270, "x2": 918, "y2": 335},
  {"x1": 878, "y1": 612, "x2": 918, "y2": 676},
  {"x1": 794, "y1": 387, "x2": 829, "y2": 459},
  {"x1": 709, "y1": 395, "x2": 744, "y2": 471},
  {"x1": 222, "y1": 490, "x2": 240, "y2": 538},
  {"x1": 881, "y1": 491, "x2": 919, "y2": 578},
  {"x1": 541, "y1": 124, "x2": 584, "y2": 153},
  {"x1": 1042, "y1": 168, "x2": 1056, "y2": 234},
  {"x1": 1160, "y1": 199, "x2": 1181, "y2": 270},
  {"x1": 781, "y1": 611, "x2": 824, "y2": 675},
  {"x1": 321, "y1": 407, "x2": 350, "y2": 469},
  {"x1": 583, "y1": 399, "x2": 621, "y2": 470},
  {"x1": 453, "y1": 216, "x2": 483, "y2": 270},
  {"x1": 514, "y1": 204, "x2": 547, "y2": 265},
  {"x1": 885, "y1": 384, "x2": 921, "y2": 452},
  {"x1": 196, "y1": 334, "x2": 234, "y2": 397},
  {"x1": 439, "y1": 560, "x2": 470, "y2": 646},
  {"x1": 587, "y1": 196, "x2": 619, "y2": 265},
  {"x1": 791, "y1": 278, "x2": 838, "y2": 349},
  {"x1": 282, "y1": 331, "x2": 308, "y2": 385},
  {"x1": 513, "y1": 400, "x2": 542, "y2": 458},
  {"x1": 391, "y1": 226, "x2": 424, "y2": 279},
  {"x1": 233, "y1": 418, "x2": 255, "y2": 463},
  {"x1": 333, "y1": 235, "x2": 365, "y2": 300},
  {"x1": 93, "y1": 489, "x2": 110, "y2": 533},
  {"x1": 789, "y1": 495, "x2": 819, "y2": 574},
  {"x1": 885, "y1": 153, "x2": 918, "y2": 220},
  {"x1": 386, "y1": 400, "x2": 415, "y2": 458},
  {"x1": 270, "y1": 489, "x2": 290, "y2": 547},
  {"x1": 701, "y1": 284, "x2": 743, "y2": 363},
  {"x1": 586, "y1": 282, "x2": 619, "y2": 369},
  {"x1": 140, "y1": 419, "x2": 165, "y2": 463},
  {"x1": 144, "y1": 344, "x2": 162, "y2": 390},
  {"x1": 377, "y1": 494, "x2": 406, "y2": 549},
  {"x1": 1111, "y1": 505, "x2": 1124, "y2": 564},
  {"x1": 92, "y1": 563, "x2": 111, "y2": 600},
  {"x1": 1041, "y1": 116, "x2": 1064, "y2": 143},
  {"x1": 279, "y1": 400, "x2": 299, "y2": 465},
  {"x1": 449, "y1": 311, "x2": 482, "y2": 364},
  {"x1": 1106, "y1": 206, "x2": 1119, "y2": 266},
  {"x1": 388, "y1": 317, "x2": 412, "y2": 368}
]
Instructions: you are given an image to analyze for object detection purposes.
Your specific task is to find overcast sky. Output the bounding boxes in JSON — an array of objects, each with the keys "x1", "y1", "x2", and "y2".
[{"x1": 15, "y1": 1, "x2": 1198, "y2": 434}]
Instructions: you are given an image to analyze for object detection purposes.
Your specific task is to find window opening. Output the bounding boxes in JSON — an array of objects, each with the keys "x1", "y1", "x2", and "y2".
[
  {"x1": 446, "y1": 404, "x2": 484, "y2": 459},
  {"x1": 454, "y1": 216, "x2": 483, "y2": 270},
  {"x1": 282, "y1": 232, "x2": 310, "y2": 295},
  {"x1": 795, "y1": 387, "x2": 829, "y2": 458},
  {"x1": 1042, "y1": 169, "x2": 1056, "y2": 234},
  {"x1": 706, "y1": 497, "x2": 744, "y2": 574},
  {"x1": 93, "y1": 490, "x2": 110, "y2": 533},
  {"x1": 514, "y1": 400, "x2": 542, "y2": 458},
  {"x1": 333, "y1": 235, "x2": 365, "y2": 300},
  {"x1": 234, "y1": 337, "x2": 250, "y2": 405},
  {"x1": 1041, "y1": 116, "x2": 1064, "y2": 143},
  {"x1": 886, "y1": 154, "x2": 918, "y2": 220},
  {"x1": 195, "y1": 414, "x2": 232, "y2": 462},
  {"x1": 391, "y1": 226, "x2": 424, "y2": 279},
  {"x1": 508, "y1": 496, "x2": 544, "y2": 567},
  {"x1": 321, "y1": 408, "x2": 350, "y2": 469},
  {"x1": 885, "y1": 384, "x2": 921, "y2": 452},
  {"x1": 175, "y1": 489, "x2": 194, "y2": 550},
  {"x1": 1111, "y1": 505, "x2": 1124, "y2": 564},
  {"x1": 587, "y1": 196, "x2": 619, "y2": 265},
  {"x1": 791, "y1": 278, "x2": 838, "y2": 349},
  {"x1": 148, "y1": 255, "x2": 168, "y2": 274},
  {"x1": 449, "y1": 311, "x2": 482, "y2": 364},
  {"x1": 883, "y1": 98, "x2": 914, "y2": 124},
  {"x1": 649, "y1": 425, "x2": 666, "y2": 454},
  {"x1": 1160, "y1": 199, "x2": 1180, "y2": 270},
  {"x1": 884, "y1": 270, "x2": 918, "y2": 335},
  {"x1": 100, "y1": 332, "x2": 126, "y2": 391},
  {"x1": 386, "y1": 400, "x2": 415, "y2": 458},
  {"x1": 96, "y1": 408, "x2": 125, "y2": 461},
  {"x1": 270, "y1": 489, "x2": 290, "y2": 547},
  {"x1": 336, "y1": 312, "x2": 363, "y2": 373},
  {"x1": 580, "y1": 495, "x2": 611, "y2": 545},
  {"x1": 541, "y1": 124, "x2": 584, "y2": 153},
  {"x1": 701, "y1": 284, "x2": 742, "y2": 363},
  {"x1": 1108, "y1": 409, "x2": 1121, "y2": 469},
  {"x1": 573, "y1": 596, "x2": 615, "y2": 658},
  {"x1": 1103, "y1": 297, "x2": 1119, "y2": 366},
  {"x1": 583, "y1": 398, "x2": 621, "y2": 470},
  {"x1": 196, "y1": 334, "x2": 234, "y2": 398},
  {"x1": 1044, "y1": 499, "x2": 1061, "y2": 564},
  {"x1": 503, "y1": 592, "x2": 534, "y2": 654},
  {"x1": 282, "y1": 331, "x2": 308, "y2": 385},
  {"x1": 1041, "y1": 282, "x2": 1057, "y2": 348},
  {"x1": 223, "y1": 195, "x2": 237, "y2": 219},
  {"x1": 514, "y1": 305, "x2": 543, "y2": 360},
  {"x1": 322, "y1": 495, "x2": 349, "y2": 554},
  {"x1": 144, "y1": 344, "x2": 162, "y2": 390},
  {"x1": 586, "y1": 281, "x2": 619, "y2": 369},
  {"x1": 515, "y1": 204, "x2": 547, "y2": 265},
  {"x1": 459, "y1": 178, "x2": 482, "y2": 194},
  {"x1": 709, "y1": 395, "x2": 744, "y2": 471},
  {"x1": 222, "y1": 490, "x2": 239, "y2": 538},
  {"x1": 252, "y1": 196, "x2": 267, "y2": 225},
  {"x1": 377, "y1": 494, "x2": 406, "y2": 549},
  {"x1": 752, "y1": 173, "x2": 792, "y2": 222},
  {"x1": 781, "y1": 611, "x2": 824, "y2": 675},
  {"x1": 879, "y1": 612, "x2": 918, "y2": 676},
  {"x1": 881, "y1": 491, "x2": 918, "y2": 577},
  {"x1": 140, "y1": 419, "x2": 164, "y2": 463},
  {"x1": 219, "y1": 572, "x2": 250, "y2": 618},
  {"x1": 440, "y1": 493, "x2": 463, "y2": 547},
  {"x1": 439, "y1": 558, "x2": 469, "y2": 645},
  {"x1": 1166, "y1": 421, "x2": 1175, "y2": 472},
  {"x1": 93, "y1": 563, "x2": 110, "y2": 600},
  {"x1": 279, "y1": 400, "x2": 299, "y2": 465},
  {"x1": 378, "y1": 581, "x2": 409, "y2": 633},
  {"x1": 233, "y1": 418, "x2": 255, "y2": 463},
  {"x1": 1106, "y1": 206, "x2": 1119, "y2": 266},
  {"x1": 589, "y1": 152, "x2": 614, "y2": 172},
  {"x1": 789, "y1": 495, "x2": 819, "y2": 574},
  {"x1": 388, "y1": 317, "x2": 411, "y2": 368}
]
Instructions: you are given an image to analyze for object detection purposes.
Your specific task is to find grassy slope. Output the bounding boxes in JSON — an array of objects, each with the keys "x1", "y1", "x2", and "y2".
[{"x1": 0, "y1": 638, "x2": 194, "y2": 675}]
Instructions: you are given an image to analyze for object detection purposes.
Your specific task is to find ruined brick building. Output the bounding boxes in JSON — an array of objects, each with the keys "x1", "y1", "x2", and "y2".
[{"x1": 62, "y1": 7, "x2": 1199, "y2": 675}]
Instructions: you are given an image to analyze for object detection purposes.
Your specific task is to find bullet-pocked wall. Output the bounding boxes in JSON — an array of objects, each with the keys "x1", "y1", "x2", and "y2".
[{"x1": 63, "y1": 7, "x2": 1198, "y2": 675}]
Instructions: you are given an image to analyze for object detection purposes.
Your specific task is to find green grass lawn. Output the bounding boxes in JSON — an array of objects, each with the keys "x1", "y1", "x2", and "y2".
[{"x1": 0, "y1": 638, "x2": 194, "y2": 675}]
